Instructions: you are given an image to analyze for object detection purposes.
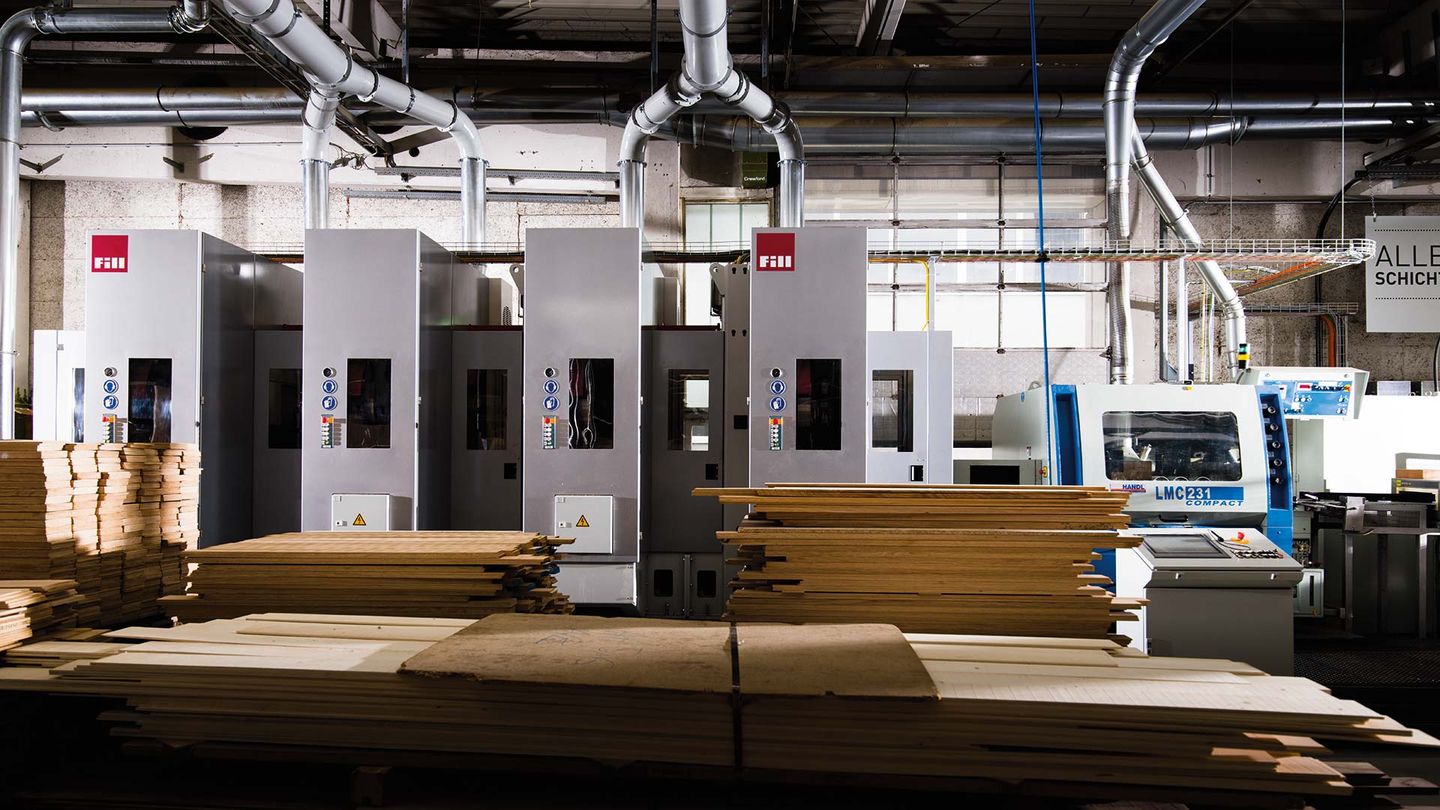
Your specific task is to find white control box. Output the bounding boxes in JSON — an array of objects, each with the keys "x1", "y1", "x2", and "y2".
[
  {"x1": 554, "y1": 494, "x2": 615, "y2": 554},
  {"x1": 331, "y1": 493, "x2": 407, "y2": 531}
]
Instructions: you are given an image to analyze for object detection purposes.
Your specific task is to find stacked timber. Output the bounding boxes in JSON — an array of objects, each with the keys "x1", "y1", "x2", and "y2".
[
  {"x1": 0, "y1": 613, "x2": 1435, "y2": 805},
  {"x1": 695, "y1": 483, "x2": 1141, "y2": 637},
  {"x1": 160, "y1": 532, "x2": 574, "y2": 622},
  {"x1": 120, "y1": 443, "x2": 199, "y2": 605},
  {"x1": 0, "y1": 580, "x2": 87, "y2": 650}
]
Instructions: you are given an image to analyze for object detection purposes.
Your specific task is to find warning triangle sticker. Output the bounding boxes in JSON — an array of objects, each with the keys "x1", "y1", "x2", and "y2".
[
  {"x1": 353, "y1": 513, "x2": 367, "y2": 527},
  {"x1": 575, "y1": 515, "x2": 590, "y2": 529}
]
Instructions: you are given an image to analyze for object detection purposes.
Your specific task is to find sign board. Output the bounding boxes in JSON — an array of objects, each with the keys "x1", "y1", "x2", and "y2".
[
  {"x1": 1366, "y1": 216, "x2": 1440, "y2": 333},
  {"x1": 90, "y1": 234, "x2": 129, "y2": 273},
  {"x1": 755, "y1": 232, "x2": 795, "y2": 271}
]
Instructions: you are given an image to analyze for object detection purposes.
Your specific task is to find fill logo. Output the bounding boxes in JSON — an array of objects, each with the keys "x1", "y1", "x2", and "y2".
[
  {"x1": 91, "y1": 235, "x2": 129, "y2": 272},
  {"x1": 755, "y1": 232, "x2": 795, "y2": 271}
]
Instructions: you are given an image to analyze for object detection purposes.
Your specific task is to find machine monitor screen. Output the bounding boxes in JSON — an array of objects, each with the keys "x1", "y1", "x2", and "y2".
[
  {"x1": 667, "y1": 370, "x2": 710, "y2": 451},
  {"x1": 1144, "y1": 534, "x2": 1228, "y2": 558},
  {"x1": 797, "y1": 358, "x2": 843, "y2": 451},
  {"x1": 127, "y1": 358, "x2": 172, "y2": 443},
  {"x1": 872, "y1": 369, "x2": 914, "y2": 452},
  {"x1": 568, "y1": 358, "x2": 614, "y2": 450},
  {"x1": 466, "y1": 369, "x2": 508, "y2": 450},
  {"x1": 267, "y1": 368, "x2": 301, "y2": 450},
  {"x1": 346, "y1": 359, "x2": 392, "y2": 449},
  {"x1": 1102, "y1": 411, "x2": 1242, "y2": 481}
]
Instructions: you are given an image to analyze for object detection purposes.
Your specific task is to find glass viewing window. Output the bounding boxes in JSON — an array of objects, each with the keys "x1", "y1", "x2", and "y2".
[
  {"x1": 267, "y1": 368, "x2": 301, "y2": 450},
  {"x1": 871, "y1": 369, "x2": 914, "y2": 452},
  {"x1": 568, "y1": 358, "x2": 614, "y2": 450},
  {"x1": 466, "y1": 369, "x2": 508, "y2": 450},
  {"x1": 796, "y1": 359, "x2": 843, "y2": 451},
  {"x1": 346, "y1": 358, "x2": 392, "y2": 449},
  {"x1": 1102, "y1": 411, "x2": 1243, "y2": 481},
  {"x1": 667, "y1": 370, "x2": 710, "y2": 451},
  {"x1": 127, "y1": 358, "x2": 172, "y2": 442}
]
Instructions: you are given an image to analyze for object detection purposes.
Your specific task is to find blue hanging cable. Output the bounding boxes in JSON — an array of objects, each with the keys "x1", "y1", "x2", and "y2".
[{"x1": 1027, "y1": 0, "x2": 1057, "y2": 482}]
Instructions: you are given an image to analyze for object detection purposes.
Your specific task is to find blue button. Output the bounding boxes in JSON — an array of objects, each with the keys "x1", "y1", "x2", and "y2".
[
  {"x1": 102, "y1": 394, "x2": 118, "y2": 410},
  {"x1": 770, "y1": 379, "x2": 786, "y2": 395},
  {"x1": 102, "y1": 379, "x2": 119, "y2": 395},
  {"x1": 544, "y1": 395, "x2": 559, "y2": 411},
  {"x1": 770, "y1": 396, "x2": 786, "y2": 412},
  {"x1": 321, "y1": 379, "x2": 338, "y2": 395},
  {"x1": 321, "y1": 395, "x2": 338, "y2": 411},
  {"x1": 543, "y1": 379, "x2": 560, "y2": 395}
]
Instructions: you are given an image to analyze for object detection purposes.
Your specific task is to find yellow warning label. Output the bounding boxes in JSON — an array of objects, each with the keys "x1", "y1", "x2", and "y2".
[
  {"x1": 353, "y1": 513, "x2": 367, "y2": 527},
  {"x1": 575, "y1": 514, "x2": 590, "y2": 529}
]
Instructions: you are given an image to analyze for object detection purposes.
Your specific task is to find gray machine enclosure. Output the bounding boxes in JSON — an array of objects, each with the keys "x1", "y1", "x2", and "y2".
[
  {"x1": 867, "y1": 330, "x2": 954, "y2": 484},
  {"x1": 84, "y1": 230, "x2": 301, "y2": 547},
  {"x1": 451, "y1": 327, "x2": 524, "y2": 530},
  {"x1": 301, "y1": 229, "x2": 469, "y2": 532},
  {"x1": 749, "y1": 227, "x2": 869, "y2": 485}
]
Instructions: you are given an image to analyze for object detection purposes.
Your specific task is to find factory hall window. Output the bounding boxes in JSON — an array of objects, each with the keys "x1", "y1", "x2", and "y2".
[
  {"x1": 127, "y1": 358, "x2": 172, "y2": 443},
  {"x1": 796, "y1": 359, "x2": 843, "y2": 451},
  {"x1": 568, "y1": 358, "x2": 614, "y2": 450},
  {"x1": 667, "y1": 370, "x2": 710, "y2": 451},
  {"x1": 346, "y1": 359, "x2": 392, "y2": 449},
  {"x1": 871, "y1": 370, "x2": 914, "y2": 452},
  {"x1": 267, "y1": 368, "x2": 301, "y2": 450},
  {"x1": 1102, "y1": 411, "x2": 1243, "y2": 482},
  {"x1": 466, "y1": 369, "x2": 507, "y2": 450}
]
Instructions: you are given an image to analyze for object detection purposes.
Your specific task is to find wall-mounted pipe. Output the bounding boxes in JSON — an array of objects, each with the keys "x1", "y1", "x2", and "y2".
[
  {"x1": 220, "y1": 0, "x2": 487, "y2": 243},
  {"x1": 1103, "y1": 0, "x2": 1208, "y2": 384},
  {"x1": 1131, "y1": 129, "x2": 1247, "y2": 379},
  {"x1": 301, "y1": 87, "x2": 339, "y2": 229},
  {"x1": 620, "y1": 0, "x2": 804, "y2": 230},
  {"x1": 1, "y1": 2, "x2": 209, "y2": 440}
]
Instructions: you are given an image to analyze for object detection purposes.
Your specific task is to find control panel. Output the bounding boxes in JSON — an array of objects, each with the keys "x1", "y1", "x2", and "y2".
[
  {"x1": 555, "y1": 494, "x2": 615, "y2": 554},
  {"x1": 1134, "y1": 527, "x2": 1300, "y2": 571},
  {"x1": 319, "y1": 368, "x2": 341, "y2": 448},
  {"x1": 1257, "y1": 390, "x2": 1294, "y2": 553},
  {"x1": 1238, "y1": 366, "x2": 1368, "y2": 420}
]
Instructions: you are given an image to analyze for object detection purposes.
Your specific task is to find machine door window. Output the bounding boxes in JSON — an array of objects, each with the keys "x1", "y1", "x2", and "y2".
[
  {"x1": 267, "y1": 368, "x2": 301, "y2": 449},
  {"x1": 568, "y1": 358, "x2": 614, "y2": 450},
  {"x1": 796, "y1": 358, "x2": 843, "y2": 451},
  {"x1": 466, "y1": 369, "x2": 508, "y2": 450},
  {"x1": 128, "y1": 358, "x2": 172, "y2": 442},
  {"x1": 871, "y1": 369, "x2": 914, "y2": 452},
  {"x1": 1102, "y1": 411, "x2": 1242, "y2": 481},
  {"x1": 667, "y1": 370, "x2": 710, "y2": 451},
  {"x1": 347, "y1": 359, "x2": 392, "y2": 449}
]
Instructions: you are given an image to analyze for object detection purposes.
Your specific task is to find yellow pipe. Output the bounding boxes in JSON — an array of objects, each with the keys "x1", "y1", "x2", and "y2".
[{"x1": 868, "y1": 256, "x2": 934, "y2": 330}]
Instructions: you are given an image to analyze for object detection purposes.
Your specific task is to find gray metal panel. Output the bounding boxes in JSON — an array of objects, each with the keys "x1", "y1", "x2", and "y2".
[
  {"x1": 302, "y1": 229, "x2": 445, "y2": 531},
  {"x1": 718, "y1": 262, "x2": 751, "y2": 532},
  {"x1": 643, "y1": 328, "x2": 725, "y2": 555},
  {"x1": 417, "y1": 233, "x2": 456, "y2": 531},
  {"x1": 749, "y1": 228, "x2": 868, "y2": 485},
  {"x1": 451, "y1": 328, "x2": 523, "y2": 529},
  {"x1": 252, "y1": 328, "x2": 302, "y2": 537},
  {"x1": 522, "y1": 227, "x2": 642, "y2": 565},
  {"x1": 866, "y1": 330, "x2": 954, "y2": 484}
]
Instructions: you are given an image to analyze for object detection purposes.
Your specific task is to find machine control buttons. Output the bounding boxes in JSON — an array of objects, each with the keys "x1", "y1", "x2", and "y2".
[
  {"x1": 543, "y1": 395, "x2": 559, "y2": 411},
  {"x1": 769, "y1": 379, "x2": 786, "y2": 395},
  {"x1": 320, "y1": 415, "x2": 338, "y2": 449},
  {"x1": 322, "y1": 367, "x2": 336, "y2": 378},
  {"x1": 103, "y1": 367, "x2": 117, "y2": 378},
  {"x1": 102, "y1": 379, "x2": 119, "y2": 395},
  {"x1": 321, "y1": 395, "x2": 338, "y2": 412},
  {"x1": 543, "y1": 379, "x2": 559, "y2": 395},
  {"x1": 102, "y1": 394, "x2": 119, "y2": 410},
  {"x1": 541, "y1": 416, "x2": 558, "y2": 449},
  {"x1": 1233, "y1": 549, "x2": 1285, "y2": 559},
  {"x1": 544, "y1": 367, "x2": 556, "y2": 379},
  {"x1": 769, "y1": 396, "x2": 786, "y2": 412},
  {"x1": 768, "y1": 417, "x2": 784, "y2": 451},
  {"x1": 321, "y1": 379, "x2": 338, "y2": 395},
  {"x1": 770, "y1": 367, "x2": 783, "y2": 379}
]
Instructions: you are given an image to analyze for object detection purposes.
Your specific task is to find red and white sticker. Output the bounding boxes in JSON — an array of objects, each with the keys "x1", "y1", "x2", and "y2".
[
  {"x1": 91, "y1": 234, "x2": 129, "y2": 273},
  {"x1": 755, "y1": 232, "x2": 795, "y2": 271}
]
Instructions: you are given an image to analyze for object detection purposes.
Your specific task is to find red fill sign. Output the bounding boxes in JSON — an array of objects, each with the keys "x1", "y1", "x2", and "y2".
[
  {"x1": 755, "y1": 232, "x2": 795, "y2": 271},
  {"x1": 91, "y1": 234, "x2": 129, "y2": 273}
]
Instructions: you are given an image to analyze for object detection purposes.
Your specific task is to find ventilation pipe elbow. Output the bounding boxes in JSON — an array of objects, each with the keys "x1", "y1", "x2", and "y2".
[{"x1": 223, "y1": 0, "x2": 486, "y2": 242}]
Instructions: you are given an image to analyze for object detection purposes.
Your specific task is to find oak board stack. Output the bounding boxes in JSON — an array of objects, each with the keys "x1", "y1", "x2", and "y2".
[
  {"x1": 160, "y1": 532, "x2": 574, "y2": 622},
  {"x1": 0, "y1": 613, "x2": 1435, "y2": 806},
  {"x1": 695, "y1": 483, "x2": 1141, "y2": 636},
  {"x1": 0, "y1": 580, "x2": 87, "y2": 650}
]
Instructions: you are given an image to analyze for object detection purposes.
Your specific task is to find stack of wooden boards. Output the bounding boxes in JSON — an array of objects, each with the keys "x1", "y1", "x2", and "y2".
[
  {"x1": 695, "y1": 483, "x2": 1141, "y2": 636},
  {"x1": 0, "y1": 613, "x2": 1435, "y2": 805},
  {"x1": 0, "y1": 441, "x2": 198, "y2": 630},
  {"x1": 160, "y1": 532, "x2": 574, "y2": 622},
  {"x1": 0, "y1": 580, "x2": 88, "y2": 650}
]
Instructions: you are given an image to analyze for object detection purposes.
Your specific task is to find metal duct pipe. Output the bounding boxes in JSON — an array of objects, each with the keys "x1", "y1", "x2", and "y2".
[
  {"x1": 1104, "y1": 0, "x2": 1208, "y2": 384},
  {"x1": 23, "y1": 86, "x2": 297, "y2": 111},
  {"x1": 1, "y1": 2, "x2": 209, "y2": 441},
  {"x1": 301, "y1": 87, "x2": 339, "y2": 229},
  {"x1": 620, "y1": 0, "x2": 804, "y2": 230},
  {"x1": 221, "y1": 0, "x2": 487, "y2": 243},
  {"x1": 1131, "y1": 129, "x2": 1247, "y2": 379},
  {"x1": 1176, "y1": 259, "x2": 1192, "y2": 381}
]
